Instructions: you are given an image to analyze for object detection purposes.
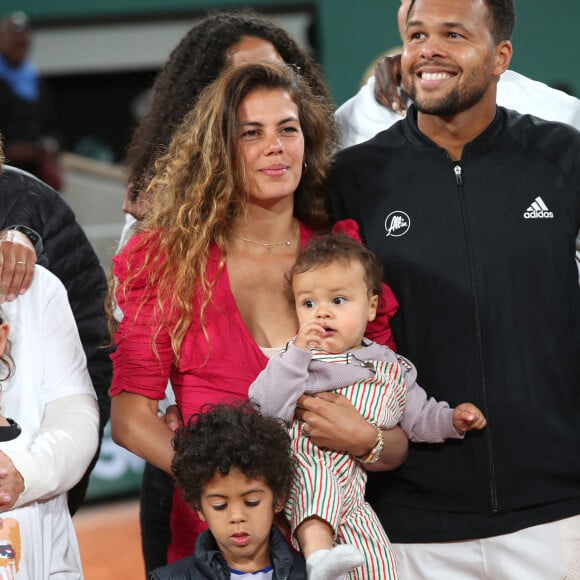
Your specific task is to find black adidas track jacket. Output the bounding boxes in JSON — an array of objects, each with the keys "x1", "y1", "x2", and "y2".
[{"x1": 329, "y1": 106, "x2": 580, "y2": 542}]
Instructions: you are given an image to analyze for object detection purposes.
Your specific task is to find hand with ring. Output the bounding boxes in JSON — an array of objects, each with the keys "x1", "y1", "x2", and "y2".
[{"x1": 0, "y1": 230, "x2": 37, "y2": 303}]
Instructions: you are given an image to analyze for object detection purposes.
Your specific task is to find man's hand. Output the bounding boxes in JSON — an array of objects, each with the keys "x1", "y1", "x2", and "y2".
[
  {"x1": 0, "y1": 230, "x2": 36, "y2": 303},
  {"x1": 0, "y1": 451, "x2": 24, "y2": 512},
  {"x1": 374, "y1": 53, "x2": 408, "y2": 114},
  {"x1": 452, "y1": 403, "x2": 487, "y2": 433}
]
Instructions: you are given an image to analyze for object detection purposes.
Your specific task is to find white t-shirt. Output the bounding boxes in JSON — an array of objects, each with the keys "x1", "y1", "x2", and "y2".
[
  {"x1": 230, "y1": 567, "x2": 273, "y2": 579},
  {"x1": 0, "y1": 265, "x2": 97, "y2": 579}
]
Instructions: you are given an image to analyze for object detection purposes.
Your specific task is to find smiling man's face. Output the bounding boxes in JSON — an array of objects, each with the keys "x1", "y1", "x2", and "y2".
[{"x1": 401, "y1": 0, "x2": 498, "y2": 117}]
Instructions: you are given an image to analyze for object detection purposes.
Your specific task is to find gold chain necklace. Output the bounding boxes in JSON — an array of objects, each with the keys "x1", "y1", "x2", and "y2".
[{"x1": 235, "y1": 234, "x2": 292, "y2": 256}]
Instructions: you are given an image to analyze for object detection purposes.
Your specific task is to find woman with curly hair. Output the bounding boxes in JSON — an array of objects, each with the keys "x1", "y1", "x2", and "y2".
[
  {"x1": 122, "y1": 8, "x2": 330, "y2": 227},
  {"x1": 110, "y1": 61, "x2": 408, "y2": 565},
  {"x1": 116, "y1": 10, "x2": 334, "y2": 574},
  {"x1": 151, "y1": 401, "x2": 304, "y2": 579}
]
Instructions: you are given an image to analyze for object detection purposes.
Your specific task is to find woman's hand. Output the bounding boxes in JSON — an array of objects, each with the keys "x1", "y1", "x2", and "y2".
[
  {"x1": 296, "y1": 392, "x2": 376, "y2": 455},
  {"x1": 0, "y1": 452, "x2": 24, "y2": 512},
  {"x1": 296, "y1": 393, "x2": 408, "y2": 470}
]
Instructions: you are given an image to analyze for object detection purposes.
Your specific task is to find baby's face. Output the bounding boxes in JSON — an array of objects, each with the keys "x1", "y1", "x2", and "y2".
[{"x1": 292, "y1": 260, "x2": 378, "y2": 353}]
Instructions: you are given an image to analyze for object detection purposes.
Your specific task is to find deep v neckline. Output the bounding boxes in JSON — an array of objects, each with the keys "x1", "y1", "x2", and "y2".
[{"x1": 218, "y1": 221, "x2": 312, "y2": 357}]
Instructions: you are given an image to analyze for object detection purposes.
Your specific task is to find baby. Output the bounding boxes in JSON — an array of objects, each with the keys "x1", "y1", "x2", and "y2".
[{"x1": 250, "y1": 233, "x2": 486, "y2": 579}]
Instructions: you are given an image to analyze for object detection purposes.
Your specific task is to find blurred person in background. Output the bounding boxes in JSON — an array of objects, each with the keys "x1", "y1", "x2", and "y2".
[{"x1": 0, "y1": 12, "x2": 62, "y2": 190}]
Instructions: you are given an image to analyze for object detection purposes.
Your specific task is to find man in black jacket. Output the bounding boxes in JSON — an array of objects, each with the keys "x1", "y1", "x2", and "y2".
[
  {"x1": 328, "y1": 0, "x2": 580, "y2": 576},
  {"x1": 0, "y1": 160, "x2": 112, "y2": 515}
]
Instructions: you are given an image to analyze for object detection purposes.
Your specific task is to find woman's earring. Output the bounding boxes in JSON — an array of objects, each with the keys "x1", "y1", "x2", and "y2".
[{"x1": 302, "y1": 161, "x2": 308, "y2": 173}]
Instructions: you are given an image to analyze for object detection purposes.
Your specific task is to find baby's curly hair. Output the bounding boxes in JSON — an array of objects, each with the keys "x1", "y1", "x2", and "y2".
[{"x1": 172, "y1": 401, "x2": 294, "y2": 509}]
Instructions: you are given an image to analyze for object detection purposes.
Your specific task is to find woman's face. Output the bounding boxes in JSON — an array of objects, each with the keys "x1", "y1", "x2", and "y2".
[
  {"x1": 237, "y1": 88, "x2": 304, "y2": 208},
  {"x1": 227, "y1": 36, "x2": 283, "y2": 68}
]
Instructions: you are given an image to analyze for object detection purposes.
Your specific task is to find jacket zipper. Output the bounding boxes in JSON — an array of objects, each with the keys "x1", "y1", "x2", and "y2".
[{"x1": 453, "y1": 162, "x2": 499, "y2": 514}]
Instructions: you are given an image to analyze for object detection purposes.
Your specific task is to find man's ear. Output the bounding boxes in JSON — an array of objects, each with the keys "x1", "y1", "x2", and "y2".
[{"x1": 493, "y1": 40, "x2": 512, "y2": 77}]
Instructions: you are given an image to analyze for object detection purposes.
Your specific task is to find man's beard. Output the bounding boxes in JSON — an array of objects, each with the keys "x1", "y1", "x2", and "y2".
[{"x1": 407, "y1": 72, "x2": 492, "y2": 116}]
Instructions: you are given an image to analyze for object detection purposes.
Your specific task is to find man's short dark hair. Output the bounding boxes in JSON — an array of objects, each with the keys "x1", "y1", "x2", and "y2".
[
  {"x1": 171, "y1": 401, "x2": 294, "y2": 509},
  {"x1": 407, "y1": 0, "x2": 515, "y2": 43},
  {"x1": 484, "y1": 0, "x2": 516, "y2": 42}
]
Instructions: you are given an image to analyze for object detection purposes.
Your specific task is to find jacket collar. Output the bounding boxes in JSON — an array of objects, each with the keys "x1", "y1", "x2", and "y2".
[
  {"x1": 194, "y1": 532, "x2": 229, "y2": 578},
  {"x1": 193, "y1": 526, "x2": 298, "y2": 579},
  {"x1": 401, "y1": 104, "x2": 507, "y2": 154}
]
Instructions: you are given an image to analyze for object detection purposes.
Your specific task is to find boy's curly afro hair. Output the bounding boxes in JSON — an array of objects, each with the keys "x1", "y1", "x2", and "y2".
[{"x1": 172, "y1": 400, "x2": 295, "y2": 509}]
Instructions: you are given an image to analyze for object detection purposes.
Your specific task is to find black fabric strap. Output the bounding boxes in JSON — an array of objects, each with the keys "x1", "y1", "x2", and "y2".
[{"x1": 0, "y1": 418, "x2": 21, "y2": 442}]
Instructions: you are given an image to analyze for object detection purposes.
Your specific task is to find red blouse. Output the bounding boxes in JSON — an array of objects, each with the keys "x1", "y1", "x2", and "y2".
[{"x1": 110, "y1": 219, "x2": 398, "y2": 561}]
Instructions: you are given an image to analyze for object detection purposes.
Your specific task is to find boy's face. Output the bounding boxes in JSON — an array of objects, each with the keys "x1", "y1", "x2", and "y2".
[
  {"x1": 197, "y1": 468, "x2": 283, "y2": 573},
  {"x1": 293, "y1": 260, "x2": 378, "y2": 353}
]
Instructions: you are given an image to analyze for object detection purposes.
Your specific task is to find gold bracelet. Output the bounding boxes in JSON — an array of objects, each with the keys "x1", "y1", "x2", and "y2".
[{"x1": 356, "y1": 425, "x2": 384, "y2": 464}]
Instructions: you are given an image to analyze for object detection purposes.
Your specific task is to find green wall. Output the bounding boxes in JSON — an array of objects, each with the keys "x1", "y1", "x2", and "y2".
[{"x1": 2, "y1": 0, "x2": 578, "y2": 105}]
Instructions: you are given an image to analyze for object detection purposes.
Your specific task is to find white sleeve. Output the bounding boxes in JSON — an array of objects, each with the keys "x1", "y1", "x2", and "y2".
[
  {"x1": 497, "y1": 70, "x2": 580, "y2": 131},
  {"x1": 1, "y1": 393, "x2": 99, "y2": 507},
  {"x1": 335, "y1": 77, "x2": 403, "y2": 149}
]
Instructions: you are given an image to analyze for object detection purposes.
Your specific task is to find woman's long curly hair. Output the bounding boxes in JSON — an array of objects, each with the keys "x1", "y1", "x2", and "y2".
[
  {"x1": 112, "y1": 62, "x2": 337, "y2": 360},
  {"x1": 126, "y1": 8, "x2": 331, "y2": 197}
]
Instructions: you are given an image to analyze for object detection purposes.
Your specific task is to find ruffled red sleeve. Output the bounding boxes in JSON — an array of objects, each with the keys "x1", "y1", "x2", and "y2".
[
  {"x1": 332, "y1": 219, "x2": 398, "y2": 351},
  {"x1": 110, "y1": 234, "x2": 173, "y2": 400}
]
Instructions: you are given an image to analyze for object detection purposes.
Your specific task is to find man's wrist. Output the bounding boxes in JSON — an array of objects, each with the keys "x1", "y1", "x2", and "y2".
[{"x1": 3, "y1": 225, "x2": 43, "y2": 258}]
